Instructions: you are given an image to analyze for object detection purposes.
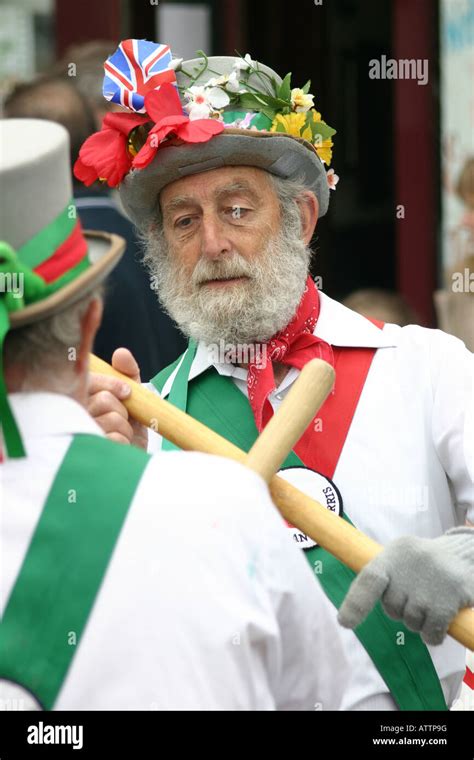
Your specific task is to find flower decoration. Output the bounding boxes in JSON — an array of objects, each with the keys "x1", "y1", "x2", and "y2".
[
  {"x1": 183, "y1": 84, "x2": 230, "y2": 120},
  {"x1": 271, "y1": 112, "x2": 309, "y2": 138},
  {"x1": 74, "y1": 40, "x2": 339, "y2": 190},
  {"x1": 314, "y1": 138, "x2": 333, "y2": 166},
  {"x1": 182, "y1": 52, "x2": 339, "y2": 182},
  {"x1": 74, "y1": 112, "x2": 150, "y2": 187},
  {"x1": 224, "y1": 112, "x2": 255, "y2": 130},
  {"x1": 74, "y1": 84, "x2": 224, "y2": 184},
  {"x1": 290, "y1": 88, "x2": 315, "y2": 112},
  {"x1": 327, "y1": 168, "x2": 339, "y2": 190},
  {"x1": 270, "y1": 110, "x2": 335, "y2": 166},
  {"x1": 233, "y1": 53, "x2": 255, "y2": 71},
  {"x1": 103, "y1": 39, "x2": 177, "y2": 113},
  {"x1": 132, "y1": 84, "x2": 224, "y2": 170}
]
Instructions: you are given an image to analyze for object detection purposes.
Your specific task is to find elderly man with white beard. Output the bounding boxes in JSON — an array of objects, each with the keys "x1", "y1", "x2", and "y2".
[
  {"x1": 79, "y1": 40, "x2": 474, "y2": 712},
  {"x1": 143, "y1": 170, "x2": 313, "y2": 365}
]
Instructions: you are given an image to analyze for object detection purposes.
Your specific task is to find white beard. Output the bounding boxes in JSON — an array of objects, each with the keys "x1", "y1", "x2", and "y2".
[{"x1": 142, "y1": 221, "x2": 312, "y2": 346}]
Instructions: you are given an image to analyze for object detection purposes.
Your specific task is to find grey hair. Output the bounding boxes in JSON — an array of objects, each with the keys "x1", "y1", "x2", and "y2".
[
  {"x1": 4, "y1": 287, "x2": 103, "y2": 392},
  {"x1": 267, "y1": 172, "x2": 315, "y2": 235}
]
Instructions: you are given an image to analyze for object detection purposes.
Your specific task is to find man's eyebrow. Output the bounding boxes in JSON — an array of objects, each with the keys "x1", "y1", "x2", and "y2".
[
  {"x1": 215, "y1": 181, "x2": 261, "y2": 203},
  {"x1": 162, "y1": 195, "x2": 200, "y2": 215},
  {"x1": 161, "y1": 179, "x2": 261, "y2": 216}
]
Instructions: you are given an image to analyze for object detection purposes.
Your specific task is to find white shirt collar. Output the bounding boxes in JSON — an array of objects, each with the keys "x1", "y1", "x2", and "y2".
[
  {"x1": 161, "y1": 292, "x2": 398, "y2": 399},
  {"x1": 7, "y1": 392, "x2": 104, "y2": 441}
]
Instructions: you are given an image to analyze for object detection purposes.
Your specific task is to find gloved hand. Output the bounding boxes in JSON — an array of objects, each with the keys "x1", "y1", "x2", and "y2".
[{"x1": 337, "y1": 527, "x2": 474, "y2": 645}]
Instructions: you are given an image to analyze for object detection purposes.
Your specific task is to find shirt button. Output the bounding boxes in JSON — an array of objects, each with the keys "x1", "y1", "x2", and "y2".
[{"x1": 275, "y1": 393, "x2": 283, "y2": 401}]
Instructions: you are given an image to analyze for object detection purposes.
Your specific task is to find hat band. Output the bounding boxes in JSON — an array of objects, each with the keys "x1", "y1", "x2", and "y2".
[
  {"x1": 18, "y1": 199, "x2": 90, "y2": 286},
  {"x1": 34, "y1": 222, "x2": 88, "y2": 284}
]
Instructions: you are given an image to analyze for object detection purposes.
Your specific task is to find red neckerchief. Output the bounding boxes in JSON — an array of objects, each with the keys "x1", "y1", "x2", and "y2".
[{"x1": 247, "y1": 276, "x2": 334, "y2": 431}]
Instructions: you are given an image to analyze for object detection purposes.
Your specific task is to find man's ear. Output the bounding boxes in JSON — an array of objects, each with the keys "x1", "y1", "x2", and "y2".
[
  {"x1": 76, "y1": 298, "x2": 103, "y2": 375},
  {"x1": 297, "y1": 191, "x2": 319, "y2": 245}
]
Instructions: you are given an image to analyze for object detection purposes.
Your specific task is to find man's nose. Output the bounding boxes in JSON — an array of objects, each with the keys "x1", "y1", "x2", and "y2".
[{"x1": 200, "y1": 213, "x2": 233, "y2": 260}]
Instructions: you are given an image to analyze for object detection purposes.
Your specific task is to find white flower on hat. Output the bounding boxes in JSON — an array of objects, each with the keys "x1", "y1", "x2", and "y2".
[
  {"x1": 208, "y1": 71, "x2": 244, "y2": 94},
  {"x1": 233, "y1": 53, "x2": 255, "y2": 71},
  {"x1": 327, "y1": 168, "x2": 339, "y2": 190},
  {"x1": 207, "y1": 74, "x2": 228, "y2": 87},
  {"x1": 184, "y1": 84, "x2": 230, "y2": 120},
  {"x1": 290, "y1": 88, "x2": 315, "y2": 113},
  {"x1": 206, "y1": 86, "x2": 230, "y2": 108},
  {"x1": 226, "y1": 70, "x2": 243, "y2": 93},
  {"x1": 170, "y1": 57, "x2": 184, "y2": 70},
  {"x1": 187, "y1": 102, "x2": 212, "y2": 120}
]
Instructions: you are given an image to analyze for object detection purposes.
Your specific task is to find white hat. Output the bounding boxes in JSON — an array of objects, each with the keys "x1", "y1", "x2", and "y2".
[{"x1": 0, "y1": 118, "x2": 125, "y2": 458}]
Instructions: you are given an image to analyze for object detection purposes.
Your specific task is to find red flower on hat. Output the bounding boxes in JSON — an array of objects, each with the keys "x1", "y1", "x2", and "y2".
[
  {"x1": 73, "y1": 112, "x2": 149, "y2": 187},
  {"x1": 132, "y1": 83, "x2": 224, "y2": 170},
  {"x1": 73, "y1": 83, "x2": 224, "y2": 187}
]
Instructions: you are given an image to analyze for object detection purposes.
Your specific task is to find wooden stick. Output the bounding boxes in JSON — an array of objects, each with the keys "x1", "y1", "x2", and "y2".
[
  {"x1": 245, "y1": 358, "x2": 335, "y2": 482},
  {"x1": 89, "y1": 353, "x2": 474, "y2": 651}
]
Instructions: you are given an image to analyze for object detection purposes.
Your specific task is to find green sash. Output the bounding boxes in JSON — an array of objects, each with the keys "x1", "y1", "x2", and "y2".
[
  {"x1": 0, "y1": 434, "x2": 151, "y2": 709},
  {"x1": 152, "y1": 345, "x2": 448, "y2": 711}
]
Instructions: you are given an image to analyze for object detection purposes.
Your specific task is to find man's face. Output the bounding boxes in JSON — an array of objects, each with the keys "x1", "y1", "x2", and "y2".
[
  {"x1": 144, "y1": 166, "x2": 313, "y2": 346},
  {"x1": 160, "y1": 166, "x2": 281, "y2": 286}
]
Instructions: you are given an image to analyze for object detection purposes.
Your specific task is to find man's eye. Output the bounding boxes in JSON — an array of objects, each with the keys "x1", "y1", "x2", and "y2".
[
  {"x1": 175, "y1": 217, "x2": 194, "y2": 229},
  {"x1": 226, "y1": 206, "x2": 249, "y2": 220}
]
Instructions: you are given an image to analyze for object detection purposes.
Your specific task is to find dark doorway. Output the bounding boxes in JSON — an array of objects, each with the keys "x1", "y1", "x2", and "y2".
[{"x1": 243, "y1": 0, "x2": 395, "y2": 302}]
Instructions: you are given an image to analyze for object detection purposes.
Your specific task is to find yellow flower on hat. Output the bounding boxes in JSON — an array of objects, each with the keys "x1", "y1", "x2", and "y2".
[
  {"x1": 315, "y1": 137, "x2": 333, "y2": 166},
  {"x1": 271, "y1": 111, "x2": 332, "y2": 164},
  {"x1": 271, "y1": 109, "x2": 325, "y2": 140},
  {"x1": 271, "y1": 112, "x2": 308, "y2": 138}
]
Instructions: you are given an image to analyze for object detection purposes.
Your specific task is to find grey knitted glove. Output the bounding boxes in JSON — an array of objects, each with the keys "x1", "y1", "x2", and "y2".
[{"x1": 337, "y1": 527, "x2": 474, "y2": 645}]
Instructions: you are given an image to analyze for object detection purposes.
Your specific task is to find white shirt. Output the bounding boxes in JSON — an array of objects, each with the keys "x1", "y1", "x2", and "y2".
[
  {"x1": 1, "y1": 392, "x2": 346, "y2": 711},
  {"x1": 148, "y1": 291, "x2": 474, "y2": 710}
]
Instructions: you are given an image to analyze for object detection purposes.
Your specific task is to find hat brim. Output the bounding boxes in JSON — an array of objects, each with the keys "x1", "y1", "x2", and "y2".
[
  {"x1": 9, "y1": 230, "x2": 125, "y2": 329},
  {"x1": 120, "y1": 129, "x2": 330, "y2": 229}
]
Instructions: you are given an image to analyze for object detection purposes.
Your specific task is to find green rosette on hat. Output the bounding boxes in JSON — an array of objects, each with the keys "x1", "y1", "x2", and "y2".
[{"x1": 0, "y1": 119, "x2": 125, "y2": 458}]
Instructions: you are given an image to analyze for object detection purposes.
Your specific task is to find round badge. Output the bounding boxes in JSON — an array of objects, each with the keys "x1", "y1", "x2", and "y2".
[
  {"x1": 0, "y1": 679, "x2": 42, "y2": 711},
  {"x1": 277, "y1": 466, "x2": 343, "y2": 550}
]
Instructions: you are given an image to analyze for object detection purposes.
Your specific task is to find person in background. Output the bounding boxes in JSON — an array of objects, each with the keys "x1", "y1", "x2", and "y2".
[
  {"x1": 343, "y1": 288, "x2": 420, "y2": 327},
  {"x1": 2, "y1": 77, "x2": 96, "y2": 167},
  {"x1": 4, "y1": 75, "x2": 186, "y2": 378},
  {"x1": 434, "y1": 158, "x2": 474, "y2": 352},
  {"x1": 48, "y1": 40, "x2": 122, "y2": 128}
]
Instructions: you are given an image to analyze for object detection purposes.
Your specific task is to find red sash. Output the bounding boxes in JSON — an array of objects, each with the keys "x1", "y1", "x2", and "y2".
[
  {"x1": 287, "y1": 317, "x2": 384, "y2": 478},
  {"x1": 464, "y1": 666, "x2": 474, "y2": 690}
]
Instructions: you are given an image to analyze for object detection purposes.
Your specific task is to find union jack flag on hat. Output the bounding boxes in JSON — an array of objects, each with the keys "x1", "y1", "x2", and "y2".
[{"x1": 103, "y1": 39, "x2": 177, "y2": 113}]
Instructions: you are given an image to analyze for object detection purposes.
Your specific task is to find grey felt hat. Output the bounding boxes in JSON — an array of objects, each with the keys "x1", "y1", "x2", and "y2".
[{"x1": 119, "y1": 55, "x2": 330, "y2": 228}]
